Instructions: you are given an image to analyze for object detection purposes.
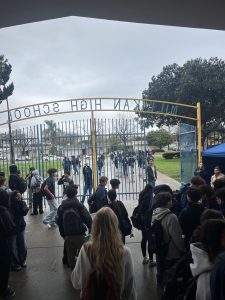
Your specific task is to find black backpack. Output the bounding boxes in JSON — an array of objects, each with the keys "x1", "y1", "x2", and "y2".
[
  {"x1": 148, "y1": 212, "x2": 172, "y2": 256},
  {"x1": 161, "y1": 251, "x2": 196, "y2": 300},
  {"x1": 63, "y1": 207, "x2": 85, "y2": 236},
  {"x1": 40, "y1": 179, "x2": 47, "y2": 196},
  {"x1": 131, "y1": 205, "x2": 145, "y2": 230},
  {"x1": 88, "y1": 193, "x2": 97, "y2": 214}
]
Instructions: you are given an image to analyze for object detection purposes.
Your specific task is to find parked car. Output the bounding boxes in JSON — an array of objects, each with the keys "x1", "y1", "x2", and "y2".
[
  {"x1": 42, "y1": 155, "x2": 63, "y2": 161},
  {"x1": 15, "y1": 155, "x2": 31, "y2": 161}
]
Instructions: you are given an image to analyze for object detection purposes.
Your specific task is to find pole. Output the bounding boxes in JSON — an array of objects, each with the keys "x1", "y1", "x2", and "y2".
[
  {"x1": 6, "y1": 98, "x2": 15, "y2": 164},
  {"x1": 197, "y1": 102, "x2": 202, "y2": 164},
  {"x1": 91, "y1": 110, "x2": 97, "y2": 191}
]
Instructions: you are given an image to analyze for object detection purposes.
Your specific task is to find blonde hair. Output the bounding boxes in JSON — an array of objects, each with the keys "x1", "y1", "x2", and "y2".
[{"x1": 88, "y1": 207, "x2": 124, "y2": 295}]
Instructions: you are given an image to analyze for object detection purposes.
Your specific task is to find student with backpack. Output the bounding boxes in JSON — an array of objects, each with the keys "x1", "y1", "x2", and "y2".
[
  {"x1": 71, "y1": 207, "x2": 137, "y2": 300},
  {"x1": 107, "y1": 189, "x2": 132, "y2": 244},
  {"x1": 30, "y1": 169, "x2": 43, "y2": 215},
  {"x1": 57, "y1": 170, "x2": 74, "y2": 197},
  {"x1": 57, "y1": 185, "x2": 92, "y2": 269},
  {"x1": 150, "y1": 192, "x2": 185, "y2": 286},
  {"x1": 42, "y1": 168, "x2": 58, "y2": 228},
  {"x1": 0, "y1": 190, "x2": 16, "y2": 299}
]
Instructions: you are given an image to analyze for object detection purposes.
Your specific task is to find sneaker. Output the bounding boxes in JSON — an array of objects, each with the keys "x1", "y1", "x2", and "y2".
[
  {"x1": 47, "y1": 224, "x2": 52, "y2": 229},
  {"x1": 0, "y1": 288, "x2": 15, "y2": 299},
  {"x1": 50, "y1": 223, "x2": 57, "y2": 228},
  {"x1": 21, "y1": 262, "x2": 27, "y2": 268},
  {"x1": 31, "y1": 212, "x2": 38, "y2": 216},
  {"x1": 142, "y1": 257, "x2": 149, "y2": 264},
  {"x1": 39, "y1": 210, "x2": 44, "y2": 214},
  {"x1": 149, "y1": 260, "x2": 156, "y2": 267}
]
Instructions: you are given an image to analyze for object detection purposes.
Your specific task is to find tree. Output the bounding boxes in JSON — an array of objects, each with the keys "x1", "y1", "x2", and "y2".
[
  {"x1": 44, "y1": 120, "x2": 60, "y2": 154},
  {"x1": 147, "y1": 129, "x2": 174, "y2": 150},
  {"x1": 138, "y1": 57, "x2": 225, "y2": 143},
  {"x1": 0, "y1": 55, "x2": 14, "y2": 103}
]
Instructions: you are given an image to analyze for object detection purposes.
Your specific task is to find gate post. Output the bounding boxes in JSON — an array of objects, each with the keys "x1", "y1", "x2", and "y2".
[
  {"x1": 91, "y1": 110, "x2": 97, "y2": 191},
  {"x1": 197, "y1": 102, "x2": 202, "y2": 163}
]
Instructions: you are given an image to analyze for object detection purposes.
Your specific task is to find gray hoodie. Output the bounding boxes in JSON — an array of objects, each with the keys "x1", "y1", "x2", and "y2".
[
  {"x1": 190, "y1": 243, "x2": 211, "y2": 300},
  {"x1": 151, "y1": 207, "x2": 185, "y2": 260},
  {"x1": 30, "y1": 170, "x2": 42, "y2": 193}
]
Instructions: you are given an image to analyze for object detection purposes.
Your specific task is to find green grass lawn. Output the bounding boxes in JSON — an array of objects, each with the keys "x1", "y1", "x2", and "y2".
[
  {"x1": 0, "y1": 161, "x2": 61, "y2": 181},
  {"x1": 154, "y1": 155, "x2": 180, "y2": 182}
]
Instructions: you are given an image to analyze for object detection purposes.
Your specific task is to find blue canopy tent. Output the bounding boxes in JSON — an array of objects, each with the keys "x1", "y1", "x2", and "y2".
[{"x1": 202, "y1": 143, "x2": 225, "y2": 183}]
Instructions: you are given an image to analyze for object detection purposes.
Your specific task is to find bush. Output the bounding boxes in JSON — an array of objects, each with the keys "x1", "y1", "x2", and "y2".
[
  {"x1": 162, "y1": 151, "x2": 180, "y2": 159},
  {"x1": 152, "y1": 149, "x2": 165, "y2": 154}
]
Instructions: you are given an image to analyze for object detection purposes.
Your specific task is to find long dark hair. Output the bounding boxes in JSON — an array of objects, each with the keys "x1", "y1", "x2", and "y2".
[
  {"x1": 139, "y1": 184, "x2": 153, "y2": 200},
  {"x1": 201, "y1": 219, "x2": 225, "y2": 263}
]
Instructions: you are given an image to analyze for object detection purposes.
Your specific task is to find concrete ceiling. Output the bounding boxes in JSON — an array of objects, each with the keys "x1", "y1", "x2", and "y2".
[{"x1": 1, "y1": 0, "x2": 225, "y2": 30}]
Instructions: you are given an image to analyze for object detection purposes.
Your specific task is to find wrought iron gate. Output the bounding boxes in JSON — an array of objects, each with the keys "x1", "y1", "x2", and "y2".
[{"x1": 0, "y1": 118, "x2": 149, "y2": 201}]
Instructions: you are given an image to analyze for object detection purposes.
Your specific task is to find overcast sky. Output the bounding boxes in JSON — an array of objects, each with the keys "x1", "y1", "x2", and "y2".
[{"x1": 1, "y1": 16, "x2": 225, "y2": 129}]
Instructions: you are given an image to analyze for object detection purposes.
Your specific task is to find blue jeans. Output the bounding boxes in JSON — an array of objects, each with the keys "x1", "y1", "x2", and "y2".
[
  {"x1": 43, "y1": 198, "x2": 58, "y2": 225},
  {"x1": 82, "y1": 184, "x2": 92, "y2": 203},
  {"x1": 10, "y1": 230, "x2": 27, "y2": 267}
]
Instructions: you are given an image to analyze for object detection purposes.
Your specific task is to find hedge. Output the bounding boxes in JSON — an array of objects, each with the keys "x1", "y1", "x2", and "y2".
[{"x1": 162, "y1": 151, "x2": 180, "y2": 159}]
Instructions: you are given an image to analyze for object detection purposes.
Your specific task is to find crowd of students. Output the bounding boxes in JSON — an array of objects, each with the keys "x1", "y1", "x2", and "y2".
[{"x1": 2, "y1": 162, "x2": 225, "y2": 299}]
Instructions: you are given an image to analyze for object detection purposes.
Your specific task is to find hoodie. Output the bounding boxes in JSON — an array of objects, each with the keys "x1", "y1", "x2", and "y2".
[
  {"x1": 151, "y1": 207, "x2": 185, "y2": 260},
  {"x1": 30, "y1": 170, "x2": 42, "y2": 193},
  {"x1": 190, "y1": 243, "x2": 212, "y2": 300}
]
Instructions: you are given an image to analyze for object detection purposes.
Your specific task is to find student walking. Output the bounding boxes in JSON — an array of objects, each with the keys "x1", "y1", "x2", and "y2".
[
  {"x1": 71, "y1": 207, "x2": 137, "y2": 300},
  {"x1": 43, "y1": 168, "x2": 58, "y2": 228},
  {"x1": 10, "y1": 190, "x2": 29, "y2": 271},
  {"x1": 30, "y1": 169, "x2": 43, "y2": 215}
]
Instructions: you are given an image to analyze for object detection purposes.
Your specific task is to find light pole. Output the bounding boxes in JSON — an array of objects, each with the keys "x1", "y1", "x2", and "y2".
[{"x1": 6, "y1": 97, "x2": 15, "y2": 164}]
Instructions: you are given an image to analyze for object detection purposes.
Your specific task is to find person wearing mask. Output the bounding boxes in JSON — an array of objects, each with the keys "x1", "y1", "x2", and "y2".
[
  {"x1": 30, "y1": 169, "x2": 43, "y2": 215},
  {"x1": 81, "y1": 163, "x2": 92, "y2": 204},
  {"x1": 138, "y1": 184, "x2": 156, "y2": 267},
  {"x1": 57, "y1": 171, "x2": 74, "y2": 197},
  {"x1": 57, "y1": 185, "x2": 92, "y2": 269},
  {"x1": 191, "y1": 219, "x2": 225, "y2": 300},
  {"x1": 43, "y1": 168, "x2": 58, "y2": 228},
  {"x1": 8, "y1": 165, "x2": 27, "y2": 195},
  {"x1": 71, "y1": 207, "x2": 137, "y2": 300},
  {"x1": 10, "y1": 190, "x2": 29, "y2": 271},
  {"x1": 151, "y1": 192, "x2": 185, "y2": 286},
  {"x1": 211, "y1": 166, "x2": 225, "y2": 188},
  {"x1": 0, "y1": 190, "x2": 16, "y2": 299},
  {"x1": 107, "y1": 189, "x2": 132, "y2": 244},
  {"x1": 95, "y1": 176, "x2": 108, "y2": 211},
  {"x1": 25, "y1": 167, "x2": 35, "y2": 208},
  {"x1": 146, "y1": 159, "x2": 157, "y2": 187},
  {"x1": 179, "y1": 187, "x2": 205, "y2": 250}
]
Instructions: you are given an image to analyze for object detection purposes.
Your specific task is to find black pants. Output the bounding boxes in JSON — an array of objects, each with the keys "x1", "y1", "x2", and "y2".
[
  {"x1": 33, "y1": 192, "x2": 43, "y2": 214},
  {"x1": 0, "y1": 240, "x2": 11, "y2": 296},
  {"x1": 141, "y1": 230, "x2": 153, "y2": 259}
]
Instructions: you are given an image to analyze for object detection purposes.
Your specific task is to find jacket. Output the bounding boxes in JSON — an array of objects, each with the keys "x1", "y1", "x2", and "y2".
[
  {"x1": 8, "y1": 173, "x2": 27, "y2": 194},
  {"x1": 210, "y1": 251, "x2": 225, "y2": 300},
  {"x1": 57, "y1": 197, "x2": 92, "y2": 237},
  {"x1": 10, "y1": 200, "x2": 29, "y2": 233},
  {"x1": 179, "y1": 202, "x2": 205, "y2": 249},
  {"x1": 190, "y1": 243, "x2": 212, "y2": 300},
  {"x1": 146, "y1": 165, "x2": 157, "y2": 182},
  {"x1": 151, "y1": 207, "x2": 185, "y2": 260},
  {"x1": 71, "y1": 245, "x2": 137, "y2": 300}
]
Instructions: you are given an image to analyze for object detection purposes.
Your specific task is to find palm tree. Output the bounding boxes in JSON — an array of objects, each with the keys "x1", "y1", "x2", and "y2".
[{"x1": 44, "y1": 120, "x2": 60, "y2": 154}]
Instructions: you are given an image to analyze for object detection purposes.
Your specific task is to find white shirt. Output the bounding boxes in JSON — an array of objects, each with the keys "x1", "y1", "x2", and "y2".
[{"x1": 71, "y1": 245, "x2": 137, "y2": 300}]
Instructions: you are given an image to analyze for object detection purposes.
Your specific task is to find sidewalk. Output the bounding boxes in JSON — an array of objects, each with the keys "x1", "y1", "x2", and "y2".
[{"x1": 9, "y1": 171, "x2": 179, "y2": 300}]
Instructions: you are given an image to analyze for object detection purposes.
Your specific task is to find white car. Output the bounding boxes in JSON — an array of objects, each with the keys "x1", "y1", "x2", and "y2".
[
  {"x1": 15, "y1": 156, "x2": 31, "y2": 161},
  {"x1": 42, "y1": 155, "x2": 63, "y2": 161}
]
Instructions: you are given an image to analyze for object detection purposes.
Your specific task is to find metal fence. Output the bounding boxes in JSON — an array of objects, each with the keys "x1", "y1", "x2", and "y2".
[{"x1": 0, "y1": 118, "x2": 150, "y2": 201}]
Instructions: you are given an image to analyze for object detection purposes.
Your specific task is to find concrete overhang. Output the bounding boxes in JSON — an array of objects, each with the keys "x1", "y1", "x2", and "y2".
[{"x1": 1, "y1": 0, "x2": 225, "y2": 30}]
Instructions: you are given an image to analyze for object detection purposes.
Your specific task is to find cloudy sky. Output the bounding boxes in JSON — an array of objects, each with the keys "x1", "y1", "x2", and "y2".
[{"x1": 1, "y1": 16, "x2": 225, "y2": 129}]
